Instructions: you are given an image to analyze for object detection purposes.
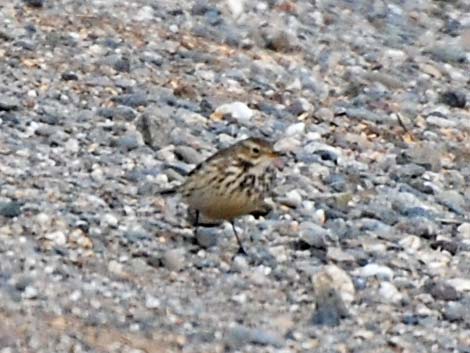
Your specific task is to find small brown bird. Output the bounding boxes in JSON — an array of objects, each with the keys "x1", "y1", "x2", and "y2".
[{"x1": 161, "y1": 137, "x2": 283, "y2": 254}]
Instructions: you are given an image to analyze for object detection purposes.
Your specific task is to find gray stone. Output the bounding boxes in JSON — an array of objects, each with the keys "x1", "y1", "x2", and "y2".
[
  {"x1": 162, "y1": 249, "x2": 185, "y2": 272},
  {"x1": 226, "y1": 325, "x2": 284, "y2": 348},
  {"x1": 0, "y1": 97, "x2": 20, "y2": 111},
  {"x1": 174, "y1": 145, "x2": 204, "y2": 164},
  {"x1": 195, "y1": 228, "x2": 218, "y2": 249},
  {"x1": 0, "y1": 201, "x2": 22, "y2": 218},
  {"x1": 112, "y1": 93, "x2": 148, "y2": 107}
]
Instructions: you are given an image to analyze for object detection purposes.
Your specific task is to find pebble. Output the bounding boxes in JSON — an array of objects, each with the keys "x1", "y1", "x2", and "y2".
[
  {"x1": 116, "y1": 133, "x2": 141, "y2": 151},
  {"x1": 447, "y1": 278, "x2": 470, "y2": 292},
  {"x1": 279, "y1": 189, "x2": 302, "y2": 208},
  {"x1": 427, "y1": 281, "x2": 460, "y2": 301},
  {"x1": 287, "y1": 99, "x2": 313, "y2": 116},
  {"x1": 226, "y1": 325, "x2": 284, "y2": 348},
  {"x1": 45, "y1": 231, "x2": 67, "y2": 246},
  {"x1": 195, "y1": 228, "x2": 218, "y2": 248},
  {"x1": 111, "y1": 93, "x2": 148, "y2": 108},
  {"x1": 173, "y1": 145, "x2": 204, "y2": 164},
  {"x1": 443, "y1": 302, "x2": 468, "y2": 322},
  {"x1": 299, "y1": 222, "x2": 327, "y2": 249},
  {"x1": 64, "y1": 138, "x2": 79, "y2": 153},
  {"x1": 0, "y1": 201, "x2": 22, "y2": 218},
  {"x1": 214, "y1": 102, "x2": 253, "y2": 123},
  {"x1": 440, "y1": 90, "x2": 467, "y2": 108},
  {"x1": 354, "y1": 264, "x2": 394, "y2": 281},
  {"x1": 162, "y1": 249, "x2": 185, "y2": 272},
  {"x1": 23, "y1": 286, "x2": 39, "y2": 299},
  {"x1": 378, "y1": 282, "x2": 403, "y2": 304},
  {"x1": 284, "y1": 122, "x2": 306, "y2": 137},
  {"x1": 145, "y1": 295, "x2": 161, "y2": 309},
  {"x1": 0, "y1": 96, "x2": 20, "y2": 111},
  {"x1": 437, "y1": 190, "x2": 465, "y2": 215},
  {"x1": 457, "y1": 223, "x2": 470, "y2": 239},
  {"x1": 108, "y1": 260, "x2": 126, "y2": 276}
]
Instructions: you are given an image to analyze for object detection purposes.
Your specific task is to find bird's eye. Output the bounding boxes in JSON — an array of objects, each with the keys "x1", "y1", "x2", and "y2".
[{"x1": 252, "y1": 147, "x2": 260, "y2": 154}]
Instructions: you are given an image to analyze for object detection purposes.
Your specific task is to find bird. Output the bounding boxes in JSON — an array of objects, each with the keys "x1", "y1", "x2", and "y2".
[{"x1": 160, "y1": 137, "x2": 283, "y2": 254}]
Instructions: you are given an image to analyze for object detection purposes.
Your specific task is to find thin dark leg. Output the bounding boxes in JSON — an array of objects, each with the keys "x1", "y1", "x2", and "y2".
[
  {"x1": 231, "y1": 221, "x2": 247, "y2": 255},
  {"x1": 194, "y1": 210, "x2": 200, "y2": 237}
]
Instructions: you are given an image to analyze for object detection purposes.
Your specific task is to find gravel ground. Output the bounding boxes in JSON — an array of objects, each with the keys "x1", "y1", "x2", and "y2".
[{"x1": 0, "y1": 0, "x2": 470, "y2": 352}]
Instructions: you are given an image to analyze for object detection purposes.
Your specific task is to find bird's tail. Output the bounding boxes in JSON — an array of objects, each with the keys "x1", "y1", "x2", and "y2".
[{"x1": 158, "y1": 188, "x2": 178, "y2": 196}]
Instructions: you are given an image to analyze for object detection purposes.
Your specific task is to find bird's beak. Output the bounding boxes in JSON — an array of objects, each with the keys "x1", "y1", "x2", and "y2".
[{"x1": 270, "y1": 151, "x2": 286, "y2": 170}]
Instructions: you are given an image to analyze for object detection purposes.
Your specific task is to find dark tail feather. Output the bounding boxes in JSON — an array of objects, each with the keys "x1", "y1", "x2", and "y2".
[{"x1": 158, "y1": 188, "x2": 177, "y2": 196}]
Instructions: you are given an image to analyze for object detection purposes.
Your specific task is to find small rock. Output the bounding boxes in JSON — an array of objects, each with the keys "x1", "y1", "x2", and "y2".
[
  {"x1": 327, "y1": 247, "x2": 355, "y2": 263},
  {"x1": 398, "y1": 235, "x2": 421, "y2": 251},
  {"x1": 287, "y1": 99, "x2": 312, "y2": 116},
  {"x1": 174, "y1": 145, "x2": 204, "y2": 164},
  {"x1": 279, "y1": 189, "x2": 302, "y2": 208},
  {"x1": 214, "y1": 102, "x2": 253, "y2": 123},
  {"x1": 0, "y1": 201, "x2": 22, "y2": 218},
  {"x1": 440, "y1": 90, "x2": 466, "y2": 108},
  {"x1": 354, "y1": 263, "x2": 394, "y2": 281},
  {"x1": 108, "y1": 260, "x2": 126, "y2": 276},
  {"x1": 430, "y1": 240, "x2": 459, "y2": 255},
  {"x1": 426, "y1": 46, "x2": 467, "y2": 64},
  {"x1": 0, "y1": 96, "x2": 20, "y2": 111},
  {"x1": 437, "y1": 190, "x2": 466, "y2": 215},
  {"x1": 195, "y1": 228, "x2": 218, "y2": 248},
  {"x1": 284, "y1": 122, "x2": 305, "y2": 137},
  {"x1": 457, "y1": 223, "x2": 470, "y2": 239},
  {"x1": 23, "y1": 286, "x2": 38, "y2": 299},
  {"x1": 101, "y1": 213, "x2": 119, "y2": 228},
  {"x1": 23, "y1": 0, "x2": 44, "y2": 7},
  {"x1": 447, "y1": 278, "x2": 470, "y2": 292},
  {"x1": 61, "y1": 72, "x2": 78, "y2": 81},
  {"x1": 443, "y1": 302, "x2": 467, "y2": 322},
  {"x1": 112, "y1": 93, "x2": 148, "y2": 108},
  {"x1": 116, "y1": 133, "x2": 141, "y2": 151},
  {"x1": 226, "y1": 325, "x2": 284, "y2": 348},
  {"x1": 378, "y1": 281, "x2": 403, "y2": 304},
  {"x1": 162, "y1": 249, "x2": 185, "y2": 272},
  {"x1": 231, "y1": 254, "x2": 249, "y2": 272},
  {"x1": 299, "y1": 222, "x2": 328, "y2": 249},
  {"x1": 427, "y1": 281, "x2": 460, "y2": 301},
  {"x1": 65, "y1": 138, "x2": 79, "y2": 153},
  {"x1": 98, "y1": 106, "x2": 137, "y2": 121},
  {"x1": 45, "y1": 231, "x2": 67, "y2": 246},
  {"x1": 145, "y1": 295, "x2": 161, "y2": 309},
  {"x1": 263, "y1": 30, "x2": 296, "y2": 52}
]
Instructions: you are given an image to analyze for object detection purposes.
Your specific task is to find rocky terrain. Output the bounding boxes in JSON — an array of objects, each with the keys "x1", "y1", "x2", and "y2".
[{"x1": 0, "y1": 0, "x2": 469, "y2": 352}]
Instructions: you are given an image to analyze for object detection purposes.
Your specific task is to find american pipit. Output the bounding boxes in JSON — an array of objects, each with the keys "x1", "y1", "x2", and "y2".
[{"x1": 161, "y1": 137, "x2": 283, "y2": 254}]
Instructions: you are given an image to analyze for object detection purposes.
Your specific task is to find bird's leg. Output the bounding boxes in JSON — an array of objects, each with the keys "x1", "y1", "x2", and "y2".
[
  {"x1": 194, "y1": 210, "x2": 200, "y2": 237},
  {"x1": 231, "y1": 221, "x2": 247, "y2": 255}
]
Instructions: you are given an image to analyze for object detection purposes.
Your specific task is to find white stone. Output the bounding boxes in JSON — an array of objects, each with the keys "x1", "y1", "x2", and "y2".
[
  {"x1": 65, "y1": 138, "x2": 80, "y2": 153},
  {"x1": 102, "y1": 213, "x2": 119, "y2": 228},
  {"x1": 457, "y1": 223, "x2": 470, "y2": 239},
  {"x1": 108, "y1": 260, "x2": 125, "y2": 276},
  {"x1": 399, "y1": 235, "x2": 421, "y2": 251},
  {"x1": 145, "y1": 295, "x2": 161, "y2": 309},
  {"x1": 285, "y1": 122, "x2": 305, "y2": 137},
  {"x1": 378, "y1": 281, "x2": 403, "y2": 304},
  {"x1": 23, "y1": 286, "x2": 38, "y2": 299},
  {"x1": 45, "y1": 231, "x2": 67, "y2": 246},
  {"x1": 354, "y1": 263, "x2": 394, "y2": 280},
  {"x1": 447, "y1": 278, "x2": 470, "y2": 292},
  {"x1": 215, "y1": 102, "x2": 253, "y2": 122}
]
